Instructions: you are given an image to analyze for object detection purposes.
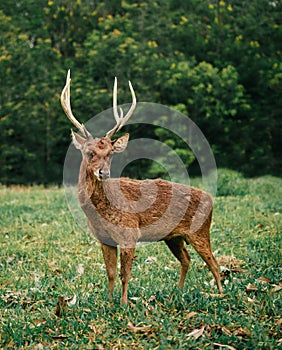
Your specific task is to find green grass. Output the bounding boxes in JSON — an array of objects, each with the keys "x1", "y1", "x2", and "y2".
[{"x1": 0, "y1": 171, "x2": 281, "y2": 349}]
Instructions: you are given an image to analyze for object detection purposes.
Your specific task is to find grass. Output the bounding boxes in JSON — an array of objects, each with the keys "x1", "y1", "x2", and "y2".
[{"x1": 0, "y1": 171, "x2": 281, "y2": 349}]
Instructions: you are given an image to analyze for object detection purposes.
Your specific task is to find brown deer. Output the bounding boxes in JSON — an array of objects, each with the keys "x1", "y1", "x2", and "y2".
[{"x1": 61, "y1": 70, "x2": 223, "y2": 304}]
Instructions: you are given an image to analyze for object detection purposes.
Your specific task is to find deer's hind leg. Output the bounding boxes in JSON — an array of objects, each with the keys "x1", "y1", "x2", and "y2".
[
  {"x1": 188, "y1": 232, "x2": 222, "y2": 293},
  {"x1": 165, "y1": 236, "x2": 191, "y2": 288}
]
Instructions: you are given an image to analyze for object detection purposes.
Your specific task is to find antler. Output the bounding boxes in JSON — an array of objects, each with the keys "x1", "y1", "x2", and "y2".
[
  {"x1": 61, "y1": 69, "x2": 92, "y2": 138},
  {"x1": 106, "y1": 77, "x2": 136, "y2": 139}
]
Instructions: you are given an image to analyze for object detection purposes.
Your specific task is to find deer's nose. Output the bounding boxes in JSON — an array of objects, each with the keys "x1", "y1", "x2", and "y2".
[{"x1": 99, "y1": 169, "x2": 110, "y2": 180}]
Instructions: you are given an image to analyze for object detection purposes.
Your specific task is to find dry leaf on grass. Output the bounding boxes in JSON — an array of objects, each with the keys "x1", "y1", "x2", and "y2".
[
  {"x1": 258, "y1": 276, "x2": 272, "y2": 284},
  {"x1": 67, "y1": 294, "x2": 77, "y2": 307},
  {"x1": 77, "y1": 264, "x2": 84, "y2": 275},
  {"x1": 270, "y1": 285, "x2": 282, "y2": 293},
  {"x1": 221, "y1": 326, "x2": 232, "y2": 336},
  {"x1": 217, "y1": 255, "x2": 245, "y2": 268},
  {"x1": 214, "y1": 343, "x2": 236, "y2": 350},
  {"x1": 231, "y1": 267, "x2": 248, "y2": 273},
  {"x1": 145, "y1": 256, "x2": 157, "y2": 264},
  {"x1": 33, "y1": 319, "x2": 47, "y2": 327},
  {"x1": 201, "y1": 292, "x2": 225, "y2": 298},
  {"x1": 50, "y1": 334, "x2": 68, "y2": 340},
  {"x1": 89, "y1": 324, "x2": 97, "y2": 333},
  {"x1": 148, "y1": 295, "x2": 157, "y2": 302},
  {"x1": 187, "y1": 326, "x2": 205, "y2": 340},
  {"x1": 246, "y1": 283, "x2": 258, "y2": 293},
  {"x1": 127, "y1": 320, "x2": 152, "y2": 333},
  {"x1": 185, "y1": 311, "x2": 197, "y2": 319},
  {"x1": 234, "y1": 327, "x2": 250, "y2": 337}
]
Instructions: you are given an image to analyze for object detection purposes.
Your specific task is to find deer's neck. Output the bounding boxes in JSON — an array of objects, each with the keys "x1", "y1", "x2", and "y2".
[{"x1": 78, "y1": 161, "x2": 109, "y2": 207}]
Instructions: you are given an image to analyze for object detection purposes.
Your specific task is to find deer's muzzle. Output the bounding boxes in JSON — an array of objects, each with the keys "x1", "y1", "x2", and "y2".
[{"x1": 98, "y1": 169, "x2": 110, "y2": 180}]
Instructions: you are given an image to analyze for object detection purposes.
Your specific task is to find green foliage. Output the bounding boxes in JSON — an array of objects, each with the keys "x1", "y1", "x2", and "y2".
[
  {"x1": 0, "y1": 173, "x2": 281, "y2": 348},
  {"x1": 216, "y1": 169, "x2": 250, "y2": 196},
  {"x1": 0, "y1": 0, "x2": 281, "y2": 184}
]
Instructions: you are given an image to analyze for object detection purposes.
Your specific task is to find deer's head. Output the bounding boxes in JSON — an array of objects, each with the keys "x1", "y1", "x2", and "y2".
[{"x1": 61, "y1": 70, "x2": 136, "y2": 181}]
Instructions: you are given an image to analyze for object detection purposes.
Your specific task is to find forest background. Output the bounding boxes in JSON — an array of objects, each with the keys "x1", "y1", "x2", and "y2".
[{"x1": 0, "y1": 0, "x2": 281, "y2": 185}]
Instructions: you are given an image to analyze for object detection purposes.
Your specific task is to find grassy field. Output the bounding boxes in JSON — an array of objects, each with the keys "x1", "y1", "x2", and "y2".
[{"x1": 0, "y1": 170, "x2": 281, "y2": 349}]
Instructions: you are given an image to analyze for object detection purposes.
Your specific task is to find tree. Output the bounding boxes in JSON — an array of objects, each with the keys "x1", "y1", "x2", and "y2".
[{"x1": 0, "y1": 0, "x2": 281, "y2": 184}]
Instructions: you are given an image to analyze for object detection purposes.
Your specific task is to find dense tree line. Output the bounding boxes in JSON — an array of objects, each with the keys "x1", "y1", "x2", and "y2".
[{"x1": 0, "y1": 0, "x2": 281, "y2": 184}]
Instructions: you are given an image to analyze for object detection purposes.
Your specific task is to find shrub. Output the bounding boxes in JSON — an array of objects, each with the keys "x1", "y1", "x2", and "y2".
[{"x1": 216, "y1": 169, "x2": 249, "y2": 196}]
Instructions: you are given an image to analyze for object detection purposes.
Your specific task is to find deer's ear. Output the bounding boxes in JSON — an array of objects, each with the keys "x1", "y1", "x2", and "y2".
[
  {"x1": 71, "y1": 130, "x2": 86, "y2": 150},
  {"x1": 112, "y1": 133, "x2": 129, "y2": 153}
]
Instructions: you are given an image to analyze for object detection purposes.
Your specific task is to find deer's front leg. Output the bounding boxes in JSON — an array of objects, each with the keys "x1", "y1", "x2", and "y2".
[
  {"x1": 120, "y1": 247, "x2": 135, "y2": 304},
  {"x1": 101, "y1": 243, "x2": 117, "y2": 300}
]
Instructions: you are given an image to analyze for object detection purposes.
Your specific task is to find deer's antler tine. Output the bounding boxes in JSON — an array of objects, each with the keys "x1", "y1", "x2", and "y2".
[
  {"x1": 116, "y1": 80, "x2": 136, "y2": 132},
  {"x1": 113, "y1": 77, "x2": 121, "y2": 124},
  {"x1": 119, "y1": 107, "x2": 124, "y2": 119},
  {"x1": 106, "y1": 78, "x2": 137, "y2": 138},
  {"x1": 61, "y1": 69, "x2": 91, "y2": 138}
]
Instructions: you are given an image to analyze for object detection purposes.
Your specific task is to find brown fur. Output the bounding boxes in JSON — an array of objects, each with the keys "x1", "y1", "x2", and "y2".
[{"x1": 73, "y1": 134, "x2": 223, "y2": 303}]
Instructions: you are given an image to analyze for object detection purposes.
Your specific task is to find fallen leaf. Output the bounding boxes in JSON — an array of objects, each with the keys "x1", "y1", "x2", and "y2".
[
  {"x1": 145, "y1": 256, "x2": 157, "y2": 264},
  {"x1": 50, "y1": 335, "x2": 68, "y2": 340},
  {"x1": 2, "y1": 293, "x2": 19, "y2": 303},
  {"x1": 270, "y1": 285, "x2": 282, "y2": 293},
  {"x1": 20, "y1": 234, "x2": 32, "y2": 241},
  {"x1": 276, "y1": 318, "x2": 282, "y2": 325},
  {"x1": 258, "y1": 276, "x2": 272, "y2": 284},
  {"x1": 247, "y1": 297, "x2": 255, "y2": 303},
  {"x1": 89, "y1": 324, "x2": 97, "y2": 333},
  {"x1": 185, "y1": 311, "x2": 197, "y2": 319},
  {"x1": 148, "y1": 295, "x2": 157, "y2": 302},
  {"x1": 67, "y1": 294, "x2": 77, "y2": 307},
  {"x1": 77, "y1": 264, "x2": 84, "y2": 275},
  {"x1": 222, "y1": 326, "x2": 232, "y2": 336},
  {"x1": 217, "y1": 256, "x2": 245, "y2": 268},
  {"x1": 33, "y1": 319, "x2": 47, "y2": 327},
  {"x1": 234, "y1": 327, "x2": 250, "y2": 337},
  {"x1": 231, "y1": 267, "x2": 248, "y2": 273},
  {"x1": 201, "y1": 292, "x2": 225, "y2": 298},
  {"x1": 169, "y1": 293, "x2": 175, "y2": 303},
  {"x1": 210, "y1": 293, "x2": 225, "y2": 298},
  {"x1": 214, "y1": 343, "x2": 236, "y2": 350},
  {"x1": 220, "y1": 266, "x2": 231, "y2": 277},
  {"x1": 187, "y1": 326, "x2": 205, "y2": 340},
  {"x1": 127, "y1": 320, "x2": 152, "y2": 333},
  {"x1": 130, "y1": 297, "x2": 140, "y2": 302},
  {"x1": 7, "y1": 256, "x2": 15, "y2": 264},
  {"x1": 246, "y1": 283, "x2": 258, "y2": 293}
]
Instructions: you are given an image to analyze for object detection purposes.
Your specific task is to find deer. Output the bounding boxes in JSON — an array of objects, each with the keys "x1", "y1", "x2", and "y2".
[{"x1": 61, "y1": 70, "x2": 223, "y2": 304}]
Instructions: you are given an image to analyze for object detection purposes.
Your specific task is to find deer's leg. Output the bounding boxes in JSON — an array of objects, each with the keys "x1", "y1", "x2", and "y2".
[
  {"x1": 120, "y1": 247, "x2": 135, "y2": 304},
  {"x1": 165, "y1": 237, "x2": 191, "y2": 288},
  {"x1": 101, "y1": 243, "x2": 117, "y2": 300},
  {"x1": 188, "y1": 234, "x2": 223, "y2": 294}
]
